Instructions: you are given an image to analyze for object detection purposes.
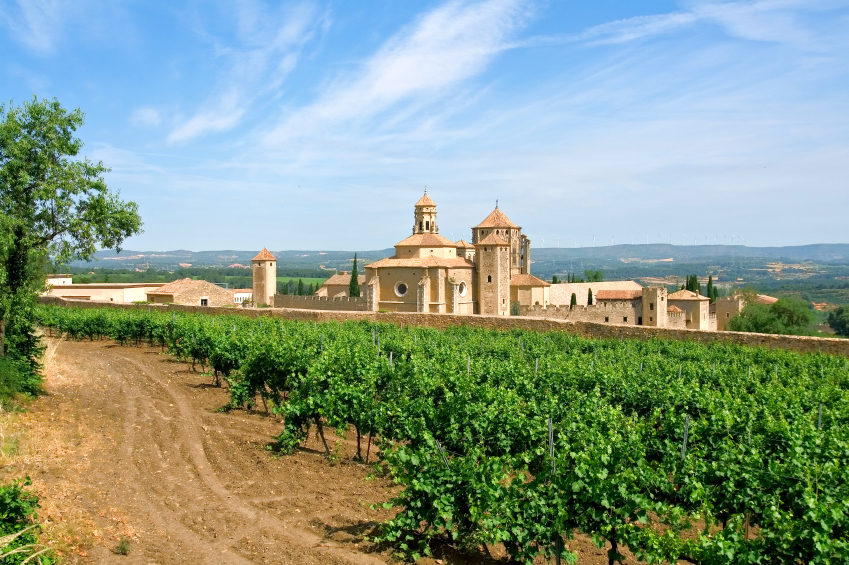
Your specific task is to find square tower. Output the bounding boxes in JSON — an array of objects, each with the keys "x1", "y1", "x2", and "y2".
[
  {"x1": 641, "y1": 287, "x2": 667, "y2": 327},
  {"x1": 475, "y1": 233, "x2": 510, "y2": 316},
  {"x1": 251, "y1": 248, "x2": 277, "y2": 307}
]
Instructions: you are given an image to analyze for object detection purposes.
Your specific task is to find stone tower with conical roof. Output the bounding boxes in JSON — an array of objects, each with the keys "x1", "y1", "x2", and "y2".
[
  {"x1": 251, "y1": 248, "x2": 276, "y2": 307},
  {"x1": 413, "y1": 190, "x2": 438, "y2": 234}
]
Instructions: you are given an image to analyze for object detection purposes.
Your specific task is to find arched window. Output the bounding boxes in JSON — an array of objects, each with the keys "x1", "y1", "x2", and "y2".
[
  {"x1": 426, "y1": 221, "x2": 430, "y2": 230},
  {"x1": 487, "y1": 275, "x2": 492, "y2": 283}
]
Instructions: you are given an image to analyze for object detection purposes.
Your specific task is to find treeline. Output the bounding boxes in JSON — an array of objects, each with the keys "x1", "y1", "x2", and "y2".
[{"x1": 62, "y1": 266, "x2": 330, "y2": 287}]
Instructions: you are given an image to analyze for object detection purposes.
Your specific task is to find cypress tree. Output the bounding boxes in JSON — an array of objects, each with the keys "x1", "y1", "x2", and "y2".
[
  {"x1": 706, "y1": 275, "x2": 715, "y2": 302},
  {"x1": 349, "y1": 253, "x2": 361, "y2": 297},
  {"x1": 297, "y1": 278, "x2": 305, "y2": 295},
  {"x1": 588, "y1": 288, "x2": 593, "y2": 305},
  {"x1": 552, "y1": 275, "x2": 559, "y2": 284},
  {"x1": 570, "y1": 292, "x2": 577, "y2": 308}
]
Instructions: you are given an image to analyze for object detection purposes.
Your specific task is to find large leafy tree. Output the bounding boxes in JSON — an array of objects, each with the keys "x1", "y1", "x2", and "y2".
[
  {"x1": 0, "y1": 97, "x2": 142, "y2": 376},
  {"x1": 727, "y1": 298, "x2": 814, "y2": 336},
  {"x1": 827, "y1": 307, "x2": 849, "y2": 337}
]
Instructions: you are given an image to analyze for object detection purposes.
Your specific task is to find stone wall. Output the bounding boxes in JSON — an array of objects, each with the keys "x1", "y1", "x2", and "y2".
[
  {"x1": 273, "y1": 294, "x2": 370, "y2": 311},
  {"x1": 520, "y1": 302, "x2": 641, "y2": 325},
  {"x1": 39, "y1": 296, "x2": 849, "y2": 357}
]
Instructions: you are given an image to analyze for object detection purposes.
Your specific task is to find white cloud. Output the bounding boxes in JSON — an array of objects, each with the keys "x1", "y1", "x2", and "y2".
[
  {"x1": 130, "y1": 107, "x2": 161, "y2": 127},
  {"x1": 0, "y1": 0, "x2": 66, "y2": 55},
  {"x1": 264, "y1": 0, "x2": 530, "y2": 144},
  {"x1": 166, "y1": 2, "x2": 318, "y2": 144}
]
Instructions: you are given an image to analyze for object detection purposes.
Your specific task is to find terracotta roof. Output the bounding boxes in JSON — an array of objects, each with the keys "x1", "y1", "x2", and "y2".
[
  {"x1": 455, "y1": 239, "x2": 475, "y2": 249},
  {"x1": 549, "y1": 281, "x2": 642, "y2": 306},
  {"x1": 365, "y1": 256, "x2": 475, "y2": 269},
  {"x1": 415, "y1": 192, "x2": 436, "y2": 207},
  {"x1": 252, "y1": 248, "x2": 276, "y2": 261},
  {"x1": 147, "y1": 278, "x2": 224, "y2": 296},
  {"x1": 475, "y1": 207, "x2": 518, "y2": 228},
  {"x1": 395, "y1": 233, "x2": 457, "y2": 247},
  {"x1": 476, "y1": 233, "x2": 509, "y2": 246},
  {"x1": 668, "y1": 289, "x2": 709, "y2": 301},
  {"x1": 321, "y1": 273, "x2": 366, "y2": 286},
  {"x1": 596, "y1": 289, "x2": 643, "y2": 300},
  {"x1": 668, "y1": 305, "x2": 683, "y2": 313},
  {"x1": 510, "y1": 274, "x2": 551, "y2": 287}
]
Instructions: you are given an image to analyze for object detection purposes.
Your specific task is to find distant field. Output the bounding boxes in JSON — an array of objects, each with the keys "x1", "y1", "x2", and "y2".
[{"x1": 276, "y1": 277, "x2": 328, "y2": 286}]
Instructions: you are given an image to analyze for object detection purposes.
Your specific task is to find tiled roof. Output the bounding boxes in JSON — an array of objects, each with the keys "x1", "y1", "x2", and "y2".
[
  {"x1": 455, "y1": 239, "x2": 475, "y2": 249},
  {"x1": 365, "y1": 256, "x2": 475, "y2": 269},
  {"x1": 668, "y1": 289, "x2": 709, "y2": 301},
  {"x1": 475, "y1": 207, "x2": 518, "y2": 228},
  {"x1": 510, "y1": 274, "x2": 551, "y2": 287},
  {"x1": 252, "y1": 248, "x2": 276, "y2": 261},
  {"x1": 415, "y1": 192, "x2": 436, "y2": 207},
  {"x1": 148, "y1": 278, "x2": 223, "y2": 296},
  {"x1": 395, "y1": 233, "x2": 457, "y2": 247},
  {"x1": 476, "y1": 233, "x2": 509, "y2": 246},
  {"x1": 549, "y1": 281, "x2": 642, "y2": 306},
  {"x1": 596, "y1": 289, "x2": 643, "y2": 300},
  {"x1": 321, "y1": 273, "x2": 366, "y2": 286},
  {"x1": 668, "y1": 305, "x2": 684, "y2": 313}
]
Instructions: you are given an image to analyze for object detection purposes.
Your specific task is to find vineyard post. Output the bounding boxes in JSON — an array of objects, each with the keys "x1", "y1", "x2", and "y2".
[
  {"x1": 640, "y1": 362, "x2": 643, "y2": 372},
  {"x1": 682, "y1": 415, "x2": 690, "y2": 460},
  {"x1": 678, "y1": 365, "x2": 682, "y2": 378},
  {"x1": 435, "y1": 439, "x2": 450, "y2": 469},
  {"x1": 548, "y1": 417, "x2": 561, "y2": 565},
  {"x1": 818, "y1": 403, "x2": 823, "y2": 430},
  {"x1": 535, "y1": 358, "x2": 539, "y2": 378},
  {"x1": 389, "y1": 351, "x2": 393, "y2": 369},
  {"x1": 467, "y1": 356, "x2": 470, "y2": 378}
]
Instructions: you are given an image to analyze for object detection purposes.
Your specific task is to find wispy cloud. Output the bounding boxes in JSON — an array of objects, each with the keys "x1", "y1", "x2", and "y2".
[
  {"x1": 0, "y1": 0, "x2": 67, "y2": 55},
  {"x1": 574, "y1": 0, "x2": 843, "y2": 46},
  {"x1": 166, "y1": 2, "x2": 319, "y2": 144},
  {"x1": 130, "y1": 107, "x2": 162, "y2": 127},
  {"x1": 264, "y1": 0, "x2": 531, "y2": 145}
]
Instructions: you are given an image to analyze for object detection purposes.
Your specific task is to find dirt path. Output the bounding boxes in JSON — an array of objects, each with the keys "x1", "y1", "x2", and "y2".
[{"x1": 1, "y1": 337, "x2": 632, "y2": 564}]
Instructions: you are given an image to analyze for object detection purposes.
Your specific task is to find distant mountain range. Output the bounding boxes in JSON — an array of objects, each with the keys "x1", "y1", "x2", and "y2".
[{"x1": 76, "y1": 243, "x2": 849, "y2": 270}]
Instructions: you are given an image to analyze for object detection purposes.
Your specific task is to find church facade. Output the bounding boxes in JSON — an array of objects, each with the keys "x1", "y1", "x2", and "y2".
[{"x1": 361, "y1": 192, "x2": 549, "y2": 315}]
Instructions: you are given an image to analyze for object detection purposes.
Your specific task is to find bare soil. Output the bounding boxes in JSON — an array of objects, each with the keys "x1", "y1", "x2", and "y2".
[{"x1": 1, "y1": 337, "x2": 638, "y2": 564}]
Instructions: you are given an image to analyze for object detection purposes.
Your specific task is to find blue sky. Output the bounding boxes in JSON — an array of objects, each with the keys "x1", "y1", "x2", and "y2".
[{"x1": 2, "y1": 0, "x2": 848, "y2": 251}]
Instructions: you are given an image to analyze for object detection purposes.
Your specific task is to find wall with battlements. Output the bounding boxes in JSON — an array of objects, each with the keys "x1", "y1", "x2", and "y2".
[{"x1": 273, "y1": 294, "x2": 370, "y2": 311}]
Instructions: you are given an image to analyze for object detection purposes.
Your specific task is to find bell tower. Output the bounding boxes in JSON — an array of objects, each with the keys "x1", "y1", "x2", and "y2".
[{"x1": 412, "y1": 190, "x2": 438, "y2": 234}]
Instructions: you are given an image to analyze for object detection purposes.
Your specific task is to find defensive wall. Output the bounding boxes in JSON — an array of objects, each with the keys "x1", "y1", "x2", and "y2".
[
  {"x1": 273, "y1": 294, "x2": 370, "y2": 311},
  {"x1": 38, "y1": 296, "x2": 849, "y2": 357}
]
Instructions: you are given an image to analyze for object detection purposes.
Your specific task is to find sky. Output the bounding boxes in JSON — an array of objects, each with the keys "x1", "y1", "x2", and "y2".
[{"x1": 2, "y1": 0, "x2": 848, "y2": 251}]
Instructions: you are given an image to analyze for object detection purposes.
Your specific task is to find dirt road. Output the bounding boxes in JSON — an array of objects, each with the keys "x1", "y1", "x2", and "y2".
[{"x1": 1, "y1": 337, "x2": 628, "y2": 564}]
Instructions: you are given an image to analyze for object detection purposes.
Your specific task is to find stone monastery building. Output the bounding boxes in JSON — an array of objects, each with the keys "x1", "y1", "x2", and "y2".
[{"x1": 361, "y1": 191, "x2": 545, "y2": 316}]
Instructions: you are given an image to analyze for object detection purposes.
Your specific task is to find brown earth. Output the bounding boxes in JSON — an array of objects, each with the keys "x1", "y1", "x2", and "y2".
[{"x1": 1, "y1": 337, "x2": 641, "y2": 564}]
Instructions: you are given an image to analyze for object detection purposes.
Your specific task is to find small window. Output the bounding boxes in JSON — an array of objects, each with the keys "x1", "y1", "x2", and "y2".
[
  {"x1": 604, "y1": 316, "x2": 609, "y2": 322},
  {"x1": 201, "y1": 299, "x2": 208, "y2": 306},
  {"x1": 650, "y1": 317, "x2": 653, "y2": 322},
  {"x1": 650, "y1": 303, "x2": 654, "y2": 310},
  {"x1": 458, "y1": 282, "x2": 467, "y2": 297},
  {"x1": 726, "y1": 313, "x2": 730, "y2": 318},
  {"x1": 487, "y1": 275, "x2": 492, "y2": 283},
  {"x1": 623, "y1": 317, "x2": 628, "y2": 322},
  {"x1": 426, "y1": 221, "x2": 430, "y2": 230}
]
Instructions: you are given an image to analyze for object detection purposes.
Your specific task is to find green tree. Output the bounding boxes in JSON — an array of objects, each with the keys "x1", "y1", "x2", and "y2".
[
  {"x1": 828, "y1": 307, "x2": 849, "y2": 337},
  {"x1": 0, "y1": 98, "x2": 141, "y2": 388},
  {"x1": 584, "y1": 270, "x2": 603, "y2": 282},
  {"x1": 727, "y1": 298, "x2": 815, "y2": 336},
  {"x1": 510, "y1": 301, "x2": 520, "y2": 316},
  {"x1": 570, "y1": 292, "x2": 577, "y2": 308},
  {"x1": 706, "y1": 275, "x2": 715, "y2": 303},
  {"x1": 349, "y1": 253, "x2": 360, "y2": 297},
  {"x1": 588, "y1": 288, "x2": 593, "y2": 305},
  {"x1": 551, "y1": 275, "x2": 559, "y2": 284},
  {"x1": 296, "y1": 278, "x2": 305, "y2": 295}
]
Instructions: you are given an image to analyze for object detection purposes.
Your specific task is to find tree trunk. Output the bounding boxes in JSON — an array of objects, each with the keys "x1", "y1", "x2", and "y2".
[{"x1": 314, "y1": 416, "x2": 330, "y2": 456}]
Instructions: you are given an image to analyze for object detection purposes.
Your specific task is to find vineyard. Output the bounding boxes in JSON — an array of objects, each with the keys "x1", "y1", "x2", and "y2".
[{"x1": 36, "y1": 305, "x2": 849, "y2": 565}]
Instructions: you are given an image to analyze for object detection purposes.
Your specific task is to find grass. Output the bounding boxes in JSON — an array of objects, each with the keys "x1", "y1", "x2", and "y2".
[
  {"x1": 112, "y1": 535, "x2": 131, "y2": 555},
  {"x1": 276, "y1": 276, "x2": 328, "y2": 286}
]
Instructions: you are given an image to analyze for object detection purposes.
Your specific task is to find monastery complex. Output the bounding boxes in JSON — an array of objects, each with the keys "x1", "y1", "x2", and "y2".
[{"x1": 43, "y1": 192, "x2": 775, "y2": 333}]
